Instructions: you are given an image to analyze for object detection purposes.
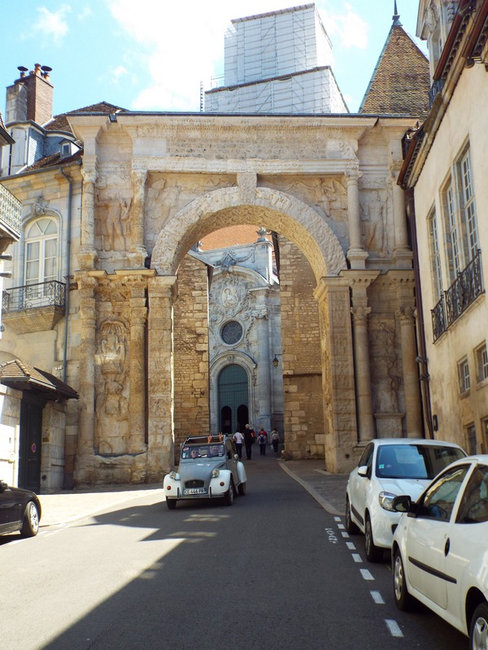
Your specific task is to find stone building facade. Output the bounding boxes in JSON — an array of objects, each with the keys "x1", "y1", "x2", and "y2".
[{"x1": 0, "y1": 5, "x2": 433, "y2": 490}]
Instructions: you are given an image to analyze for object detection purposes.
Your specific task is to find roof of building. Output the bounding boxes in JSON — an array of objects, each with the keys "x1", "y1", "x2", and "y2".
[
  {"x1": 359, "y1": 13, "x2": 430, "y2": 116},
  {"x1": 0, "y1": 110, "x2": 14, "y2": 145},
  {"x1": 44, "y1": 101, "x2": 126, "y2": 132}
]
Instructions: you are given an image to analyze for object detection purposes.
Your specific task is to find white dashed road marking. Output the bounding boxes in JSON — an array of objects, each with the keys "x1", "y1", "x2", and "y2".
[
  {"x1": 385, "y1": 619, "x2": 404, "y2": 638},
  {"x1": 370, "y1": 590, "x2": 385, "y2": 604},
  {"x1": 360, "y1": 568, "x2": 375, "y2": 581}
]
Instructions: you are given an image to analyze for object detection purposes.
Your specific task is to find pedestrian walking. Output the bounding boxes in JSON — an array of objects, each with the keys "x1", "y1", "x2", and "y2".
[
  {"x1": 233, "y1": 430, "x2": 244, "y2": 459},
  {"x1": 243, "y1": 424, "x2": 255, "y2": 460},
  {"x1": 257, "y1": 428, "x2": 267, "y2": 456},
  {"x1": 271, "y1": 428, "x2": 280, "y2": 455}
]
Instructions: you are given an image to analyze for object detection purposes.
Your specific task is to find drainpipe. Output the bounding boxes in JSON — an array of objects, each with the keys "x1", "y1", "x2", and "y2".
[
  {"x1": 60, "y1": 167, "x2": 73, "y2": 384},
  {"x1": 405, "y1": 188, "x2": 434, "y2": 439}
]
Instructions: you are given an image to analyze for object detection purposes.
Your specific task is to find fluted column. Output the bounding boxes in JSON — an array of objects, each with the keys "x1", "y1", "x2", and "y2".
[
  {"x1": 130, "y1": 169, "x2": 148, "y2": 266},
  {"x1": 79, "y1": 168, "x2": 98, "y2": 269},
  {"x1": 398, "y1": 306, "x2": 423, "y2": 436},
  {"x1": 75, "y1": 274, "x2": 98, "y2": 484},
  {"x1": 128, "y1": 276, "x2": 149, "y2": 453},
  {"x1": 348, "y1": 271, "x2": 379, "y2": 441},
  {"x1": 147, "y1": 275, "x2": 177, "y2": 479},
  {"x1": 254, "y1": 301, "x2": 272, "y2": 430},
  {"x1": 345, "y1": 165, "x2": 368, "y2": 269}
]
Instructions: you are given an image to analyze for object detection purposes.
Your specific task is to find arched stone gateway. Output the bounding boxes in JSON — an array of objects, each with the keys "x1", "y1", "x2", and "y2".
[
  {"x1": 148, "y1": 188, "x2": 357, "y2": 474},
  {"x1": 151, "y1": 186, "x2": 347, "y2": 281}
]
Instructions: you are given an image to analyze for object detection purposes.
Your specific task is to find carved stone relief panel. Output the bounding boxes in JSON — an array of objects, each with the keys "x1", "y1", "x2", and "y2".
[
  {"x1": 369, "y1": 317, "x2": 402, "y2": 417},
  {"x1": 145, "y1": 173, "x2": 234, "y2": 251},
  {"x1": 359, "y1": 189, "x2": 391, "y2": 258},
  {"x1": 95, "y1": 164, "x2": 133, "y2": 254},
  {"x1": 94, "y1": 281, "x2": 131, "y2": 455}
]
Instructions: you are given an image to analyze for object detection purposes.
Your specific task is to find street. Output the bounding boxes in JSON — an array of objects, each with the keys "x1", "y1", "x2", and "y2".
[{"x1": 1, "y1": 456, "x2": 467, "y2": 649}]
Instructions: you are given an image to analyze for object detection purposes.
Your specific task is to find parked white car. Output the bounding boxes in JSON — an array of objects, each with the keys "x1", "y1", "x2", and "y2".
[
  {"x1": 345, "y1": 438, "x2": 466, "y2": 561},
  {"x1": 163, "y1": 435, "x2": 247, "y2": 509},
  {"x1": 392, "y1": 455, "x2": 488, "y2": 649}
]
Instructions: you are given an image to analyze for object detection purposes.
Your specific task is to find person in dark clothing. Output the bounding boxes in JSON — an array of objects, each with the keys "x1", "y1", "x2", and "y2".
[
  {"x1": 257, "y1": 428, "x2": 267, "y2": 456},
  {"x1": 243, "y1": 424, "x2": 255, "y2": 460}
]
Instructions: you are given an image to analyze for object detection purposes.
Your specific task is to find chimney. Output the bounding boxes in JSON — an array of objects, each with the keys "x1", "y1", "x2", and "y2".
[{"x1": 5, "y1": 64, "x2": 53, "y2": 126}]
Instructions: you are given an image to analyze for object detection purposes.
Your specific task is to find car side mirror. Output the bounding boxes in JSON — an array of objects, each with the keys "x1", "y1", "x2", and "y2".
[
  {"x1": 357, "y1": 465, "x2": 369, "y2": 478},
  {"x1": 392, "y1": 495, "x2": 412, "y2": 513}
]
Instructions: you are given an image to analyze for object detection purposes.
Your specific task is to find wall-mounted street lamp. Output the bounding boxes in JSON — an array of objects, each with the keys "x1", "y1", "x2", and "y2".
[{"x1": 272, "y1": 353, "x2": 282, "y2": 368}]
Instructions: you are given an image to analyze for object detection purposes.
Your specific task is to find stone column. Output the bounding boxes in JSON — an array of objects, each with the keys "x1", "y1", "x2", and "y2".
[
  {"x1": 390, "y1": 148, "x2": 412, "y2": 268},
  {"x1": 398, "y1": 306, "x2": 423, "y2": 436},
  {"x1": 347, "y1": 271, "x2": 380, "y2": 442},
  {"x1": 345, "y1": 165, "x2": 368, "y2": 269},
  {"x1": 314, "y1": 276, "x2": 357, "y2": 473},
  {"x1": 128, "y1": 275, "x2": 149, "y2": 454},
  {"x1": 253, "y1": 302, "x2": 272, "y2": 430},
  {"x1": 147, "y1": 275, "x2": 177, "y2": 480},
  {"x1": 130, "y1": 169, "x2": 148, "y2": 267},
  {"x1": 79, "y1": 168, "x2": 98, "y2": 270},
  {"x1": 75, "y1": 273, "x2": 98, "y2": 484}
]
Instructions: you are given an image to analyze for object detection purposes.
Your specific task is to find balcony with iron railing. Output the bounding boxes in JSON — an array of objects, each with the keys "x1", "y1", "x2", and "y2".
[
  {"x1": 431, "y1": 250, "x2": 484, "y2": 341},
  {"x1": 0, "y1": 183, "x2": 21, "y2": 252},
  {"x1": 2, "y1": 280, "x2": 66, "y2": 334}
]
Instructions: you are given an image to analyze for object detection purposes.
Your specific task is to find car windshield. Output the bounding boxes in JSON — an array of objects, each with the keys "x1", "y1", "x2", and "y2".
[
  {"x1": 375, "y1": 444, "x2": 465, "y2": 479},
  {"x1": 181, "y1": 444, "x2": 225, "y2": 460}
]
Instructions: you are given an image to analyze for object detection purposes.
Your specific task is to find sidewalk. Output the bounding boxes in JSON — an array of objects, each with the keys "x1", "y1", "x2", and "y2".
[{"x1": 38, "y1": 460, "x2": 348, "y2": 527}]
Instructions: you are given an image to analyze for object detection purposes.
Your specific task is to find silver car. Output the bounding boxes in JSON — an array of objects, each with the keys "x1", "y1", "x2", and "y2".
[{"x1": 163, "y1": 435, "x2": 247, "y2": 509}]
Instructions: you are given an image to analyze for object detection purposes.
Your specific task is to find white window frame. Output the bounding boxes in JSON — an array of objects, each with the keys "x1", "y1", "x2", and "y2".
[
  {"x1": 428, "y1": 206, "x2": 443, "y2": 301},
  {"x1": 475, "y1": 342, "x2": 488, "y2": 383},
  {"x1": 458, "y1": 356, "x2": 471, "y2": 394},
  {"x1": 24, "y1": 217, "x2": 59, "y2": 286}
]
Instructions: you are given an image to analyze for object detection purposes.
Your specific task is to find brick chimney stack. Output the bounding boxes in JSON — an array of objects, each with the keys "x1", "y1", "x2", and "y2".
[{"x1": 5, "y1": 64, "x2": 53, "y2": 126}]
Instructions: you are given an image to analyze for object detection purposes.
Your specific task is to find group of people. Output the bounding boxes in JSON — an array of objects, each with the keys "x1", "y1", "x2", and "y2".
[{"x1": 233, "y1": 425, "x2": 281, "y2": 460}]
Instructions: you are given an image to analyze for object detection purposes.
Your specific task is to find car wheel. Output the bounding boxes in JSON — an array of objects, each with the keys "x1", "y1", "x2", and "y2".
[
  {"x1": 20, "y1": 501, "x2": 40, "y2": 537},
  {"x1": 238, "y1": 481, "x2": 246, "y2": 496},
  {"x1": 470, "y1": 601, "x2": 488, "y2": 650},
  {"x1": 364, "y1": 514, "x2": 382, "y2": 562},
  {"x1": 393, "y1": 549, "x2": 413, "y2": 611},
  {"x1": 166, "y1": 499, "x2": 177, "y2": 510},
  {"x1": 345, "y1": 496, "x2": 359, "y2": 534},
  {"x1": 224, "y1": 479, "x2": 235, "y2": 506}
]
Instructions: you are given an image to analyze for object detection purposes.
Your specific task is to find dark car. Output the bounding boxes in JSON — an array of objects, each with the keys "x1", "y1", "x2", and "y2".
[{"x1": 0, "y1": 481, "x2": 41, "y2": 537}]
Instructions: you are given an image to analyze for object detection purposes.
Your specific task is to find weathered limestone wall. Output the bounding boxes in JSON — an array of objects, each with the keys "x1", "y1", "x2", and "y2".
[
  {"x1": 0, "y1": 385, "x2": 21, "y2": 485},
  {"x1": 278, "y1": 236, "x2": 324, "y2": 458},
  {"x1": 173, "y1": 255, "x2": 210, "y2": 459}
]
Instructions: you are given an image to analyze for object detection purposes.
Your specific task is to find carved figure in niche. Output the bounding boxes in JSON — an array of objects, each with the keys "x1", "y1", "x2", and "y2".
[
  {"x1": 98, "y1": 198, "x2": 132, "y2": 251},
  {"x1": 318, "y1": 177, "x2": 346, "y2": 217},
  {"x1": 360, "y1": 191, "x2": 387, "y2": 256},
  {"x1": 98, "y1": 320, "x2": 127, "y2": 375},
  {"x1": 377, "y1": 321, "x2": 400, "y2": 412}
]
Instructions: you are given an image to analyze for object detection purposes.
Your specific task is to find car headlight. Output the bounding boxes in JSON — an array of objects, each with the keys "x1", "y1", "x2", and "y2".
[
  {"x1": 379, "y1": 491, "x2": 397, "y2": 511},
  {"x1": 211, "y1": 469, "x2": 220, "y2": 478},
  {"x1": 169, "y1": 471, "x2": 179, "y2": 480}
]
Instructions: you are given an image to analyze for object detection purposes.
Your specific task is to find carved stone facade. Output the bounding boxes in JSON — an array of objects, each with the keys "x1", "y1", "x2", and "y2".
[{"x1": 0, "y1": 111, "x2": 425, "y2": 488}]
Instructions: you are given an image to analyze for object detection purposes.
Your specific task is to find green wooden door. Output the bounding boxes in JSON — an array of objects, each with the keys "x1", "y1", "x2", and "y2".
[{"x1": 218, "y1": 365, "x2": 248, "y2": 434}]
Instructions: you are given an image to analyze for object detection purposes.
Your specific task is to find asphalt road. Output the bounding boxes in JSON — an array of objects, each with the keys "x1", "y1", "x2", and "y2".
[{"x1": 1, "y1": 456, "x2": 468, "y2": 649}]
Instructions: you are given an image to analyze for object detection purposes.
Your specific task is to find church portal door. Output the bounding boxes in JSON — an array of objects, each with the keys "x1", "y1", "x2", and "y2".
[{"x1": 218, "y1": 364, "x2": 248, "y2": 434}]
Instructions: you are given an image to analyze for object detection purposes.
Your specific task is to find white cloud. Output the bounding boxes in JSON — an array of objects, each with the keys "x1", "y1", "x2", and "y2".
[
  {"x1": 112, "y1": 65, "x2": 128, "y2": 83},
  {"x1": 34, "y1": 5, "x2": 71, "y2": 45},
  {"x1": 320, "y1": 2, "x2": 369, "y2": 50}
]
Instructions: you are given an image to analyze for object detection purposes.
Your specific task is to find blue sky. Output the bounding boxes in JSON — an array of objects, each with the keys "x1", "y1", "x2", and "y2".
[{"x1": 0, "y1": 1, "x2": 427, "y2": 117}]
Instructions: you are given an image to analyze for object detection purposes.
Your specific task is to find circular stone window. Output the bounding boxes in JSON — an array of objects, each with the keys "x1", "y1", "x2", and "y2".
[{"x1": 221, "y1": 320, "x2": 243, "y2": 345}]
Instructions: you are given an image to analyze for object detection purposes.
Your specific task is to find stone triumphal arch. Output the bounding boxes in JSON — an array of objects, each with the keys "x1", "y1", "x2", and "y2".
[{"x1": 67, "y1": 113, "x2": 422, "y2": 485}]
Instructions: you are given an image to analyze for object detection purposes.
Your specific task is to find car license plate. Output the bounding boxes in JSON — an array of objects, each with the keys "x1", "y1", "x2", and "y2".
[{"x1": 183, "y1": 488, "x2": 207, "y2": 495}]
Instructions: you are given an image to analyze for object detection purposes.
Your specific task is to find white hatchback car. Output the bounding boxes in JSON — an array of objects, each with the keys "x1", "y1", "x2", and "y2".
[
  {"x1": 392, "y1": 455, "x2": 488, "y2": 649},
  {"x1": 345, "y1": 438, "x2": 466, "y2": 561}
]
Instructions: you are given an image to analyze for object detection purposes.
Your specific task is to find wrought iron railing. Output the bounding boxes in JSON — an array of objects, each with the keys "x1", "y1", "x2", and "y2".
[
  {"x1": 0, "y1": 183, "x2": 21, "y2": 239},
  {"x1": 431, "y1": 250, "x2": 484, "y2": 341},
  {"x1": 2, "y1": 280, "x2": 66, "y2": 313},
  {"x1": 431, "y1": 294, "x2": 447, "y2": 342}
]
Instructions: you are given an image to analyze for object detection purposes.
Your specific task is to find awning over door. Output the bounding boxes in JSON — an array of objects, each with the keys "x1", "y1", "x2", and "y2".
[{"x1": 0, "y1": 359, "x2": 78, "y2": 400}]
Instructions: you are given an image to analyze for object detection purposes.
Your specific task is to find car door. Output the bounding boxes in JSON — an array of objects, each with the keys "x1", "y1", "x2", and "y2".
[
  {"x1": 348, "y1": 443, "x2": 374, "y2": 529},
  {"x1": 0, "y1": 484, "x2": 22, "y2": 533},
  {"x1": 404, "y1": 464, "x2": 470, "y2": 609},
  {"x1": 444, "y1": 463, "x2": 488, "y2": 630}
]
